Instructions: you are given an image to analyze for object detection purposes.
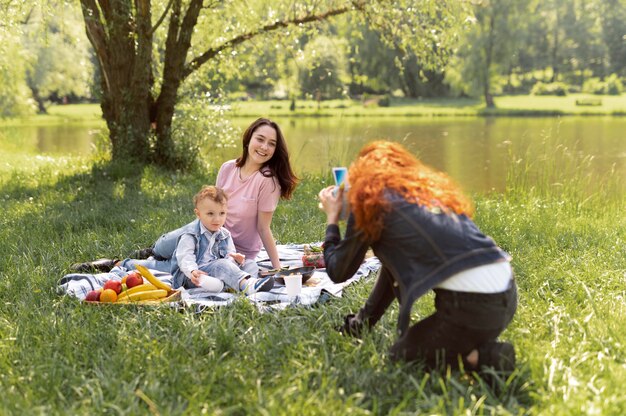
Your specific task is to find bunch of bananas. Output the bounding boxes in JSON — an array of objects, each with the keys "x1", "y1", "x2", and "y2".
[{"x1": 116, "y1": 265, "x2": 175, "y2": 303}]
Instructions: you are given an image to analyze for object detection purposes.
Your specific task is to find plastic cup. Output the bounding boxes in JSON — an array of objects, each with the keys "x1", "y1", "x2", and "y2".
[{"x1": 283, "y1": 274, "x2": 302, "y2": 297}]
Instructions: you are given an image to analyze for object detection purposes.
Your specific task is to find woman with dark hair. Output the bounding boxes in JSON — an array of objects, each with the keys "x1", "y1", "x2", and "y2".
[
  {"x1": 215, "y1": 117, "x2": 298, "y2": 271},
  {"x1": 317, "y1": 140, "x2": 517, "y2": 374}
]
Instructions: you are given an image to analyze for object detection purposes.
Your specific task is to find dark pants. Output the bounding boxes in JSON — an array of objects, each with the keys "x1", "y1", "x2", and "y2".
[{"x1": 356, "y1": 267, "x2": 517, "y2": 370}]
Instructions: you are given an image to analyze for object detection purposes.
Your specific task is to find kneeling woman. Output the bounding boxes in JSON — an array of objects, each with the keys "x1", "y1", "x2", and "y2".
[{"x1": 317, "y1": 141, "x2": 517, "y2": 372}]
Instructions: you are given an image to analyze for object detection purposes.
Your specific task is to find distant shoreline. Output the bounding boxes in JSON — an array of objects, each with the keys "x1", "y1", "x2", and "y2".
[{"x1": 2, "y1": 93, "x2": 626, "y2": 127}]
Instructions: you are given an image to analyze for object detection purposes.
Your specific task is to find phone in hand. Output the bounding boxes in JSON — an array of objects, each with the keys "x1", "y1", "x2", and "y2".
[
  {"x1": 332, "y1": 167, "x2": 349, "y2": 220},
  {"x1": 332, "y1": 167, "x2": 348, "y2": 188}
]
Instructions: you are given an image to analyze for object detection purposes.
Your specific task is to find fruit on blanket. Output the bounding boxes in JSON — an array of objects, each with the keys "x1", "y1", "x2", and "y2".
[
  {"x1": 135, "y1": 264, "x2": 171, "y2": 291},
  {"x1": 302, "y1": 254, "x2": 325, "y2": 268},
  {"x1": 85, "y1": 289, "x2": 101, "y2": 302},
  {"x1": 116, "y1": 289, "x2": 168, "y2": 303},
  {"x1": 100, "y1": 288, "x2": 118, "y2": 302},
  {"x1": 103, "y1": 279, "x2": 123, "y2": 294},
  {"x1": 117, "y1": 283, "x2": 158, "y2": 300},
  {"x1": 125, "y1": 272, "x2": 143, "y2": 289}
]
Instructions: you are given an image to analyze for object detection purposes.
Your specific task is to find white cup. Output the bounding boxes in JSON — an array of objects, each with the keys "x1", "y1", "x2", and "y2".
[
  {"x1": 283, "y1": 274, "x2": 302, "y2": 297},
  {"x1": 198, "y1": 275, "x2": 224, "y2": 292}
]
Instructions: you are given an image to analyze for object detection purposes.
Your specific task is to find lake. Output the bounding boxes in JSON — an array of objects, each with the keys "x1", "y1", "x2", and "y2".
[{"x1": 2, "y1": 116, "x2": 624, "y2": 193}]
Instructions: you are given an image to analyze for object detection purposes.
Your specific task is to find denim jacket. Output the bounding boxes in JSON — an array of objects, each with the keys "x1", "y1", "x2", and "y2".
[
  {"x1": 169, "y1": 219, "x2": 233, "y2": 288},
  {"x1": 323, "y1": 192, "x2": 510, "y2": 336}
]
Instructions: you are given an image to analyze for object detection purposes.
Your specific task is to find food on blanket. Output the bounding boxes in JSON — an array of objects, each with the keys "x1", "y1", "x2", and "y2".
[
  {"x1": 100, "y1": 288, "x2": 118, "y2": 303},
  {"x1": 302, "y1": 254, "x2": 325, "y2": 268},
  {"x1": 117, "y1": 283, "x2": 158, "y2": 300},
  {"x1": 85, "y1": 289, "x2": 101, "y2": 302},
  {"x1": 103, "y1": 279, "x2": 123, "y2": 295},
  {"x1": 303, "y1": 244, "x2": 323, "y2": 255},
  {"x1": 116, "y1": 289, "x2": 168, "y2": 303},
  {"x1": 125, "y1": 273, "x2": 144, "y2": 289},
  {"x1": 135, "y1": 265, "x2": 171, "y2": 291}
]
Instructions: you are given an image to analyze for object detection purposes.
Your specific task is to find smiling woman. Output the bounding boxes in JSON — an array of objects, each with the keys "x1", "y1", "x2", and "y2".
[{"x1": 215, "y1": 118, "x2": 299, "y2": 271}]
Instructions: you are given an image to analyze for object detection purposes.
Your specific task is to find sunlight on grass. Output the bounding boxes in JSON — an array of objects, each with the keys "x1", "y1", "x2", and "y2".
[{"x1": 0, "y1": 122, "x2": 624, "y2": 414}]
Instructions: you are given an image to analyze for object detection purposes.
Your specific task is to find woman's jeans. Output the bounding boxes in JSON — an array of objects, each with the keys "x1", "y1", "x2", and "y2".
[
  {"x1": 352, "y1": 267, "x2": 517, "y2": 369},
  {"x1": 389, "y1": 284, "x2": 517, "y2": 369},
  {"x1": 118, "y1": 258, "x2": 171, "y2": 273}
]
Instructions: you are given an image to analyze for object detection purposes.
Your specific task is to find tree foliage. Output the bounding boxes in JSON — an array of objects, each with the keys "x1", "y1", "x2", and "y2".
[
  {"x1": 77, "y1": 0, "x2": 465, "y2": 168},
  {"x1": 298, "y1": 35, "x2": 349, "y2": 99},
  {"x1": 22, "y1": 3, "x2": 94, "y2": 113},
  {"x1": 0, "y1": 1, "x2": 35, "y2": 116},
  {"x1": 446, "y1": 0, "x2": 529, "y2": 107}
]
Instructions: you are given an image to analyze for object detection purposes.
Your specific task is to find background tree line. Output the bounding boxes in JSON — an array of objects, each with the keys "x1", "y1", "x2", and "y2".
[{"x1": 1, "y1": 0, "x2": 625, "y2": 167}]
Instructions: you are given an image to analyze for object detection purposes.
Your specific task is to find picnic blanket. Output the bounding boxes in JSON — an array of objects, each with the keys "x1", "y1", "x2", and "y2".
[{"x1": 58, "y1": 243, "x2": 381, "y2": 312}]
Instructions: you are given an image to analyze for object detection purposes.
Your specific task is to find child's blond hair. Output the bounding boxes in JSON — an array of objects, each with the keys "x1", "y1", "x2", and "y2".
[{"x1": 193, "y1": 185, "x2": 228, "y2": 207}]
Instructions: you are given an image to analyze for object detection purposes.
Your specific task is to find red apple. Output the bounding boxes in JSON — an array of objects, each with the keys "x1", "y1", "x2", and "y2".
[
  {"x1": 85, "y1": 289, "x2": 101, "y2": 302},
  {"x1": 103, "y1": 279, "x2": 122, "y2": 294},
  {"x1": 126, "y1": 273, "x2": 143, "y2": 289}
]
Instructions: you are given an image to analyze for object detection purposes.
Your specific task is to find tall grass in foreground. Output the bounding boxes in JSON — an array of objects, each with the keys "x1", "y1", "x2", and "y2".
[{"x1": 0, "y1": 139, "x2": 624, "y2": 415}]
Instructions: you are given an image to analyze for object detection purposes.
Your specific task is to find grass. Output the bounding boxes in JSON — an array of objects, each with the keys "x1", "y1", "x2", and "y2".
[
  {"x1": 3, "y1": 92, "x2": 626, "y2": 129},
  {"x1": 1, "y1": 126, "x2": 625, "y2": 414},
  {"x1": 230, "y1": 94, "x2": 626, "y2": 118},
  {"x1": 0, "y1": 103, "x2": 104, "y2": 126}
]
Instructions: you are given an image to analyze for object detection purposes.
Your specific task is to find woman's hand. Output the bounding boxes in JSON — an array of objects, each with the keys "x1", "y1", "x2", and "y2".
[
  {"x1": 318, "y1": 185, "x2": 343, "y2": 224},
  {"x1": 190, "y1": 269, "x2": 207, "y2": 286}
]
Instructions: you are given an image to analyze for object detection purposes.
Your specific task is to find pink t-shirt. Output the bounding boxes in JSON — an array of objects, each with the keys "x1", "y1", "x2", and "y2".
[{"x1": 216, "y1": 159, "x2": 281, "y2": 259}]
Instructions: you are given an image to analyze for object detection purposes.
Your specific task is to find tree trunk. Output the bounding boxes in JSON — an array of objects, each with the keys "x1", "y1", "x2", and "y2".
[
  {"x1": 81, "y1": 0, "x2": 154, "y2": 165},
  {"x1": 483, "y1": 12, "x2": 496, "y2": 109},
  {"x1": 29, "y1": 87, "x2": 47, "y2": 114}
]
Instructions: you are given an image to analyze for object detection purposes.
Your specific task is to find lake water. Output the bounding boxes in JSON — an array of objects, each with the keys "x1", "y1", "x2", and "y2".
[{"x1": 3, "y1": 116, "x2": 625, "y2": 193}]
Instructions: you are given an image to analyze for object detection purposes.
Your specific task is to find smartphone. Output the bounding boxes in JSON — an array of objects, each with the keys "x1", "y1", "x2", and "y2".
[
  {"x1": 332, "y1": 167, "x2": 350, "y2": 220},
  {"x1": 332, "y1": 167, "x2": 348, "y2": 195}
]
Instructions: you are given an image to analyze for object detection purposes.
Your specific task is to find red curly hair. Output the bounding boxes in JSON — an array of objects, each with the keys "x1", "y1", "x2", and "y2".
[{"x1": 348, "y1": 141, "x2": 474, "y2": 241}]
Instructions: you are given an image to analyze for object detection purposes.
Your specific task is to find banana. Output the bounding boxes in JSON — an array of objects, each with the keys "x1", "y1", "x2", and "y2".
[
  {"x1": 116, "y1": 289, "x2": 168, "y2": 303},
  {"x1": 117, "y1": 283, "x2": 157, "y2": 301},
  {"x1": 135, "y1": 265, "x2": 172, "y2": 292}
]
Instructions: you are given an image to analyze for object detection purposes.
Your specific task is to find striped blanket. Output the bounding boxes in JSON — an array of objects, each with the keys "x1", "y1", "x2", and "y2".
[{"x1": 58, "y1": 244, "x2": 381, "y2": 312}]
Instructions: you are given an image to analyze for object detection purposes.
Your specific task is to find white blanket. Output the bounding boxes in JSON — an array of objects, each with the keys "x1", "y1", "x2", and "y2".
[{"x1": 58, "y1": 243, "x2": 381, "y2": 312}]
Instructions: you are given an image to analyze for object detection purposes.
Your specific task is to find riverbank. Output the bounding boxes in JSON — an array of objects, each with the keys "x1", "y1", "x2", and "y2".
[
  {"x1": 2, "y1": 93, "x2": 626, "y2": 127},
  {"x1": 232, "y1": 94, "x2": 626, "y2": 117},
  {"x1": 0, "y1": 142, "x2": 624, "y2": 414}
]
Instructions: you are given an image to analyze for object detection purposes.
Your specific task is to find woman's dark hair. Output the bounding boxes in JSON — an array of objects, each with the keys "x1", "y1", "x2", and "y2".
[{"x1": 235, "y1": 118, "x2": 298, "y2": 199}]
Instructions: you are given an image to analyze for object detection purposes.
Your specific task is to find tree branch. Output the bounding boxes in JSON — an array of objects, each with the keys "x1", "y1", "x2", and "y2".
[
  {"x1": 80, "y1": 0, "x2": 111, "y2": 93},
  {"x1": 182, "y1": 2, "x2": 364, "y2": 79},
  {"x1": 149, "y1": 0, "x2": 174, "y2": 36}
]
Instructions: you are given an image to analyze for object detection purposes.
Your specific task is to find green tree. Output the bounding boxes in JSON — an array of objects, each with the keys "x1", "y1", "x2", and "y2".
[
  {"x1": 601, "y1": 0, "x2": 626, "y2": 77},
  {"x1": 446, "y1": 0, "x2": 526, "y2": 107},
  {"x1": 22, "y1": 3, "x2": 94, "y2": 113},
  {"x1": 0, "y1": 1, "x2": 34, "y2": 117},
  {"x1": 298, "y1": 35, "x2": 348, "y2": 99},
  {"x1": 78, "y1": 0, "x2": 465, "y2": 168}
]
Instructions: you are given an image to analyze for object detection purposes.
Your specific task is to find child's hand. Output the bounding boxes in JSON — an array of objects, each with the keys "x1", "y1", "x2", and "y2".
[
  {"x1": 229, "y1": 252, "x2": 246, "y2": 265},
  {"x1": 190, "y1": 269, "x2": 207, "y2": 286}
]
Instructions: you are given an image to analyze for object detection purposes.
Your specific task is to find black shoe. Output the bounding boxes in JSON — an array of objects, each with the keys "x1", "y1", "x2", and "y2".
[
  {"x1": 70, "y1": 258, "x2": 118, "y2": 273},
  {"x1": 478, "y1": 341, "x2": 516, "y2": 373},
  {"x1": 474, "y1": 341, "x2": 516, "y2": 390},
  {"x1": 130, "y1": 247, "x2": 154, "y2": 259}
]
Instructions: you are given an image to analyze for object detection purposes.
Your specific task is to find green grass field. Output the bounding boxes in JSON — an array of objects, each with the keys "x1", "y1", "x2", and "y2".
[
  {"x1": 3, "y1": 92, "x2": 626, "y2": 128},
  {"x1": 0, "y1": 118, "x2": 625, "y2": 414},
  {"x1": 230, "y1": 94, "x2": 626, "y2": 118}
]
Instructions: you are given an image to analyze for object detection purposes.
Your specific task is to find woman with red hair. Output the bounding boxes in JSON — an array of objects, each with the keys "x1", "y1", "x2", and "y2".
[{"x1": 318, "y1": 141, "x2": 517, "y2": 375}]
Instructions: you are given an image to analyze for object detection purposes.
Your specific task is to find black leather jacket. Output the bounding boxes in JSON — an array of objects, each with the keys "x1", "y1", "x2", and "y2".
[{"x1": 323, "y1": 192, "x2": 510, "y2": 335}]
